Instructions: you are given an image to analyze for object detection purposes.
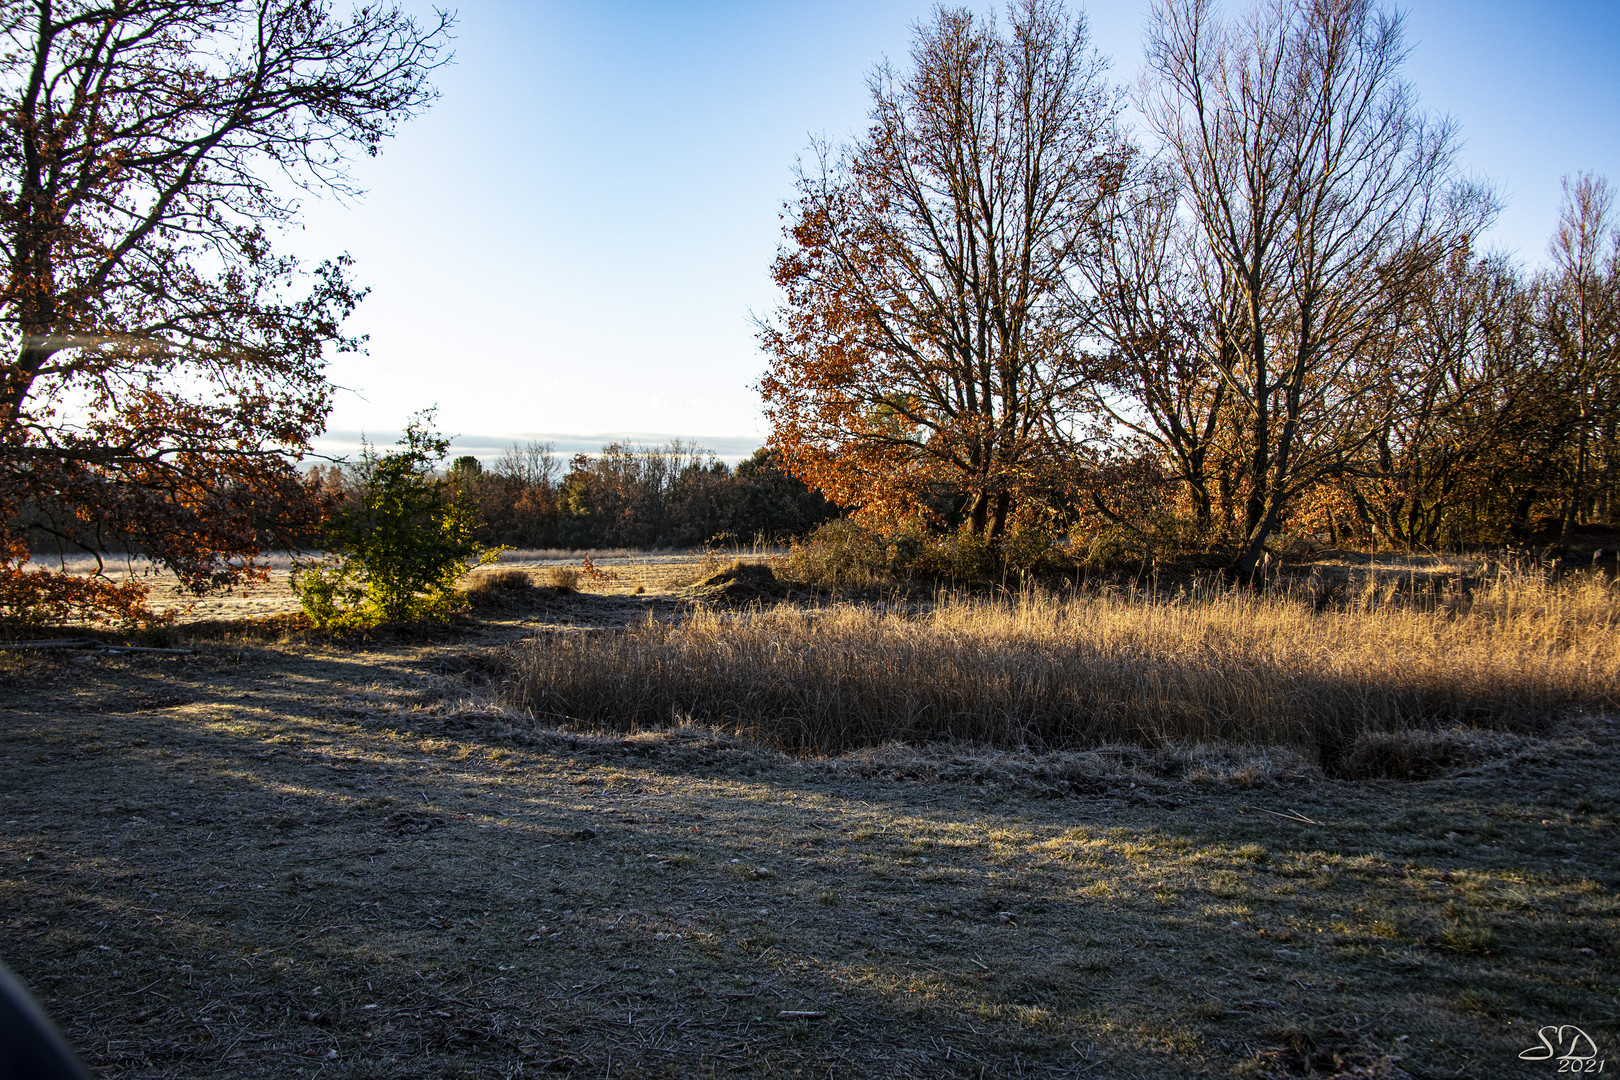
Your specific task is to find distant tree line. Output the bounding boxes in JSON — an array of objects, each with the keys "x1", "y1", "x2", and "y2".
[
  {"x1": 309, "y1": 441, "x2": 839, "y2": 551},
  {"x1": 760, "y1": 0, "x2": 1620, "y2": 580}
]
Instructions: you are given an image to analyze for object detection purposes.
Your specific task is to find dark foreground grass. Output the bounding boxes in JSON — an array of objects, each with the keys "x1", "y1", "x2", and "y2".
[{"x1": 0, "y1": 636, "x2": 1616, "y2": 1078}]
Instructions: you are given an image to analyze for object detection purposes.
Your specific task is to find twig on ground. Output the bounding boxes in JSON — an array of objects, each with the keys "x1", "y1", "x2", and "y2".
[{"x1": 1255, "y1": 807, "x2": 1328, "y2": 826}]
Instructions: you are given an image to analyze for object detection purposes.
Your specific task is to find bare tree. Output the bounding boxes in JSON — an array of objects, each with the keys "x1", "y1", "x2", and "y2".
[
  {"x1": 1141, "y1": 0, "x2": 1467, "y2": 581},
  {"x1": 1339, "y1": 241, "x2": 1540, "y2": 548},
  {"x1": 760, "y1": 0, "x2": 1123, "y2": 537},
  {"x1": 496, "y1": 441, "x2": 562, "y2": 491},
  {"x1": 1542, "y1": 173, "x2": 1620, "y2": 545},
  {"x1": 1081, "y1": 160, "x2": 1234, "y2": 534}
]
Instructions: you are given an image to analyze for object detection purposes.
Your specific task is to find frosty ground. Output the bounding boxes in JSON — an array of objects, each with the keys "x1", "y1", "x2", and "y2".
[{"x1": 0, "y1": 560, "x2": 1615, "y2": 1079}]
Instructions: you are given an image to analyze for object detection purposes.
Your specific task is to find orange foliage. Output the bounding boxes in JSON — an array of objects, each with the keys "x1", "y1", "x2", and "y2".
[
  {"x1": 758, "y1": 3, "x2": 1120, "y2": 537},
  {"x1": 0, "y1": 538, "x2": 167, "y2": 628},
  {"x1": 0, "y1": 1, "x2": 448, "y2": 624}
]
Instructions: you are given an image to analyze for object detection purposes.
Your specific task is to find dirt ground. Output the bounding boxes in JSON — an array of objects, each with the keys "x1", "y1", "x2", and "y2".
[{"x1": 1, "y1": 562, "x2": 1616, "y2": 1079}]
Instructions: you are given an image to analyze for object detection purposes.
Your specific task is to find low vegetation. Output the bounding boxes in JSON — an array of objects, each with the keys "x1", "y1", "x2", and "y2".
[
  {"x1": 512, "y1": 567, "x2": 1620, "y2": 770},
  {"x1": 1, "y1": 626, "x2": 1614, "y2": 1079},
  {"x1": 293, "y1": 415, "x2": 503, "y2": 629}
]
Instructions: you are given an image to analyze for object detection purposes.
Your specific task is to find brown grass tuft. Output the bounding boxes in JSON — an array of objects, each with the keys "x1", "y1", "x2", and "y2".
[
  {"x1": 540, "y1": 565, "x2": 580, "y2": 591},
  {"x1": 463, "y1": 568, "x2": 538, "y2": 612},
  {"x1": 465, "y1": 568, "x2": 534, "y2": 594},
  {"x1": 509, "y1": 572, "x2": 1620, "y2": 769}
]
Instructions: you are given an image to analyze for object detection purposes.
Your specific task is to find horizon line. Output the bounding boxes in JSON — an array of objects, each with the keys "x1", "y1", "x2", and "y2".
[{"x1": 309, "y1": 429, "x2": 770, "y2": 464}]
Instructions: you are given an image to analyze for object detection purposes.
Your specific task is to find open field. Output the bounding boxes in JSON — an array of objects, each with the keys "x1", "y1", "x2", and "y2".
[
  {"x1": 514, "y1": 574, "x2": 1620, "y2": 764},
  {"x1": 14, "y1": 547, "x2": 1525, "y2": 626},
  {"x1": 1, "y1": 555, "x2": 1617, "y2": 1078},
  {"x1": 13, "y1": 550, "x2": 739, "y2": 624}
]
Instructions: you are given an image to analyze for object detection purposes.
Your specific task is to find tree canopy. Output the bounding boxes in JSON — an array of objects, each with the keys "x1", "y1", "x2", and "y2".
[
  {"x1": 763, "y1": 0, "x2": 1619, "y2": 575},
  {"x1": 0, "y1": 0, "x2": 450, "y2": 621},
  {"x1": 760, "y1": 0, "x2": 1122, "y2": 539}
]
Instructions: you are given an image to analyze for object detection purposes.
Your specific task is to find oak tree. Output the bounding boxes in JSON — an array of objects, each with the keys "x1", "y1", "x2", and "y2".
[
  {"x1": 760, "y1": 0, "x2": 1122, "y2": 537},
  {"x1": 0, "y1": 0, "x2": 449, "y2": 621}
]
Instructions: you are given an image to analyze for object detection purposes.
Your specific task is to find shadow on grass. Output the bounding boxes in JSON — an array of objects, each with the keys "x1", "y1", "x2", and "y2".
[{"x1": 0, "y1": 643, "x2": 1614, "y2": 1078}]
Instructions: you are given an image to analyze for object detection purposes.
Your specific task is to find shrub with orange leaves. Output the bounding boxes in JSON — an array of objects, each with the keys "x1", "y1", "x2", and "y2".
[{"x1": 0, "y1": 538, "x2": 169, "y2": 629}]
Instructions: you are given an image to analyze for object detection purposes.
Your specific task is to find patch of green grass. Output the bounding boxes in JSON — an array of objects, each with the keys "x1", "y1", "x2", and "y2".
[{"x1": 1438, "y1": 923, "x2": 1497, "y2": 955}]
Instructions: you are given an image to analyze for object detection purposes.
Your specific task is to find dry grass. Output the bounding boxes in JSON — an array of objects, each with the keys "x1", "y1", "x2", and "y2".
[
  {"x1": 539, "y1": 565, "x2": 581, "y2": 591},
  {"x1": 511, "y1": 572, "x2": 1620, "y2": 767},
  {"x1": 3, "y1": 553, "x2": 1616, "y2": 1078},
  {"x1": 463, "y1": 567, "x2": 535, "y2": 595}
]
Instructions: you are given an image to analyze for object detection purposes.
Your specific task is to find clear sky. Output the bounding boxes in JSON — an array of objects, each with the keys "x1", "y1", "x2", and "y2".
[{"x1": 293, "y1": 0, "x2": 1620, "y2": 462}]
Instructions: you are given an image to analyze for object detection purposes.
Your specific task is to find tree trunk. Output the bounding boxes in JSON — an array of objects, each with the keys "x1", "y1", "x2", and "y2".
[
  {"x1": 1231, "y1": 495, "x2": 1284, "y2": 589},
  {"x1": 967, "y1": 492, "x2": 990, "y2": 536},
  {"x1": 989, "y1": 490, "x2": 1011, "y2": 540}
]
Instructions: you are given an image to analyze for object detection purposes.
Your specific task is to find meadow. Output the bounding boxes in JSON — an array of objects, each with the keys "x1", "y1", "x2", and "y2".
[
  {"x1": 514, "y1": 567, "x2": 1620, "y2": 770},
  {"x1": 0, "y1": 553, "x2": 1615, "y2": 1078}
]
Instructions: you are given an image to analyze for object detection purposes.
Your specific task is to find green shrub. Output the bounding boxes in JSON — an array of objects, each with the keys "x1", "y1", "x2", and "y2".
[
  {"x1": 783, "y1": 519, "x2": 894, "y2": 586},
  {"x1": 1072, "y1": 508, "x2": 1213, "y2": 572},
  {"x1": 1076, "y1": 525, "x2": 1147, "y2": 571},
  {"x1": 923, "y1": 529, "x2": 999, "y2": 583},
  {"x1": 294, "y1": 412, "x2": 503, "y2": 628},
  {"x1": 1001, "y1": 524, "x2": 1069, "y2": 577}
]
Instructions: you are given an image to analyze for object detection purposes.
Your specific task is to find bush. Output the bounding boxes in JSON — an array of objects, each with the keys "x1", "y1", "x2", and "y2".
[
  {"x1": 293, "y1": 413, "x2": 503, "y2": 628},
  {"x1": 913, "y1": 529, "x2": 999, "y2": 583},
  {"x1": 1001, "y1": 523, "x2": 1070, "y2": 578},
  {"x1": 782, "y1": 518, "x2": 1070, "y2": 588},
  {"x1": 1070, "y1": 508, "x2": 1214, "y2": 572},
  {"x1": 782, "y1": 519, "x2": 895, "y2": 587}
]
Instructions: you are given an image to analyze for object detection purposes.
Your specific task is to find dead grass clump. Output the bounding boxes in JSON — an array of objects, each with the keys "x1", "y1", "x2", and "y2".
[
  {"x1": 684, "y1": 560, "x2": 787, "y2": 604},
  {"x1": 1332, "y1": 727, "x2": 1525, "y2": 781},
  {"x1": 810, "y1": 740, "x2": 1319, "y2": 793},
  {"x1": 540, "y1": 566, "x2": 580, "y2": 591},
  {"x1": 464, "y1": 568, "x2": 535, "y2": 607},
  {"x1": 477, "y1": 567, "x2": 534, "y2": 590},
  {"x1": 509, "y1": 572, "x2": 1620, "y2": 768}
]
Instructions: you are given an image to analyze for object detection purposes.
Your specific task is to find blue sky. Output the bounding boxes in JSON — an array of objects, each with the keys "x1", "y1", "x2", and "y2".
[{"x1": 294, "y1": 0, "x2": 1620, "y2": 463}]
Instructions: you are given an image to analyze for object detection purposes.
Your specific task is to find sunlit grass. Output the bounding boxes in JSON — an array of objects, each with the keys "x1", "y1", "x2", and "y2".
[{"x1": 511, "y1": 570, "x2": 1620, "y2": 769}]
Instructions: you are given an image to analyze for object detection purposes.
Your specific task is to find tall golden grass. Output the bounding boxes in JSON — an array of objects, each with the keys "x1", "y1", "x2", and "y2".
[{"x1": 509, "y1": 570, "x2": 1620, "y2": 768}]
